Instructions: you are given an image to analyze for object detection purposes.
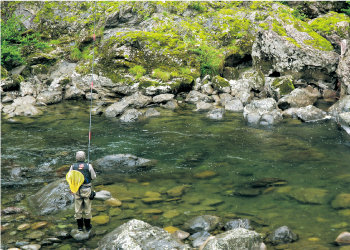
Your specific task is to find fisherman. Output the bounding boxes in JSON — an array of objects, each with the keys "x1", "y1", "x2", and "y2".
[{"x1": 68, "y1": 151, "x2": 96, "y2": 231}]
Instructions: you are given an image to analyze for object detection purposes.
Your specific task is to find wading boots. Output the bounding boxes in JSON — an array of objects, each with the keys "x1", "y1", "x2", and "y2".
[
  {"x1": 77, "y1": 218, "x2": 84, "y2": 231},
  {"x1": 84, "y1": 218, "x2": 92, "y2": 231}
]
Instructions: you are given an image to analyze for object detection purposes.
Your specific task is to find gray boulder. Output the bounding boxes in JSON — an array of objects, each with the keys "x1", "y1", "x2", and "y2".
[
  {"x1": 266, "y1": 226, "x2": 298, "y2": 245},
  {"x1": 120, "y1": 109, "x2": 143, "y2": 122},
  {"x1": 328, "y1": 95, "x2": 350, "y2": 117},
  {"x1": 183, "y1": 215, "x2": 221, "y2": 234},
  {"x1": 283, "y1": 105, "x2": 327, "y2": 122},
  {"x1": 71, "y1": 229, "x2": 94, "y2": 241},
  {"x1": 225, "y1": 100, "x2": 244, "y2": 112},
  {"x1": 105, "y1": 101, "x2": 130, "y2": 117},
  {"x1": 97, "y1": 219, "x2": 191, "y2": 250},
  {"x1": 95, "y1": 190, "x2": 112, "y2": 201},
  {"x1": 224, "y1": 219, "x2": 253, "y2": 231},
  {"x1": 143, "y1": 85, "x2": 172, "y2": 96},
  {"x1": 339, "y1": 112, "x2": 350, "y2": 136},
  {"x1": 93, "y1": 154, "x2": 158, "y2": 174},
  {"x1": 12, "y1": 95, "x2": 36, "y2": 107},
  {"x1": 13, "y1": 105, "x2": 43, "y2": 117},
  {"x1": 144, "y1": 108, "x2": 161, "y2": 117},
  {"x1": 277, "y1": 88, "x2": 318, "y2": 110},
  {"x1": 153, "y1": 94, "x2": 174, "y2": 103},
  {"x1": 240, "y1": 69, "x2": 265, "y2": 92},
  {"x1": 201, "y1": 83, "x2": 214, "y2": 95},
  {"x1": 207, "y1": 108, "x2": 225, "y2": 120},
  {"x1": 202, "y1": 228, "x2": 263, "y2": 250},
  {"x1": 243, "y1": 98, "x2": 283, "y2": 125},
  {"x1": 36, "y1": 91, "x2": 62, "y2": 105},
  {"x1": 161, "y1": 100, "x2": 178, "y2": 109},
  {"x1": 113, "y1": 83, "x2": 138, "y2": 96},
  {"x1": 20, "y1": 81, "x2": 40, "y2": 97},
  {"x1": 123, "y1": 92, "x2": 152, "y2": 108},
  {"x1": 186, "y1": 91, "x2": 213, "y2": 104},
  {"x1": 195, "y1": 102, "x2": 214, "y2": 112},
  {"x1": 188, "y1": 231, "x2": 211, "y2": 248},
  {"x1": 27, "y1": 178, "x2": 73, "y2": 215},
  {"x1": 337, "y1": 48, "x2": 350, "y2": 95},
  {"x1": 219, "y1": 93, "x2": 234, "y2": 106}
]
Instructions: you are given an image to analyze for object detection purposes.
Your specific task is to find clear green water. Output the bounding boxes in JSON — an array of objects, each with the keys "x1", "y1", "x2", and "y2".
[{"x1": 1, "y1": 100, "x2": 350, "y2": 249}]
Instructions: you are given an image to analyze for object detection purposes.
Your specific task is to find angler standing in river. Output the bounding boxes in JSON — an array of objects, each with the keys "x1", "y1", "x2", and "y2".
[{"x1": 68, "y1": 151, "x2": 96, "y2": 231}]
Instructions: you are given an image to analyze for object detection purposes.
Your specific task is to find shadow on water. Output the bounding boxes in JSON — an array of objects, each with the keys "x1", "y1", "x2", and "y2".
[{"x1": 1, "y1": 100, "x2": 350, "y2": 249}]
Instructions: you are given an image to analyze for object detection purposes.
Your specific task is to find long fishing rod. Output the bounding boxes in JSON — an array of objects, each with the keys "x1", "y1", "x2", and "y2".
[{"x1": 87, "y1": 1, "x2": 97, "y2": 165}]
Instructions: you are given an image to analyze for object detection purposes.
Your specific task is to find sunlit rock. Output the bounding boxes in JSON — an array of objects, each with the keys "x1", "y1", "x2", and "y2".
[
  {"x1": 163, "y1": 210, "x2": 180, "y2": 219},
  {"x1": 186, "y1": 90, "x2": 213, "y2": 104},
  {"x1": 164, "y1": 226, "x2": 179, "y2": 233},
  {"x1": 153, "y1": 94, "x2": 174, "y2": 103},
  {"x1": 277, "y1": 88, "x2": 318, "y2": 110},
  {"x1": 161, "y1": 100, "x2": 179, "y2": 109},
  {"x1": 183, "y1": 215, "x2": 221, "y2": 234},
  {"x1": 120, "y1": 108, "x2": 143, "y2": 122},
  {"x1": 335, "y1": 232, "x2": 350, "y2": 246},
  {"x1": 91, "y1": 215, "x2": 110, "y2": 225},
  {"x1": 17, "y1": 224, "x2": 31, "y2": 231},
  {"x1": 189, "y1": 231, "x2": 211, "y2": 248},
  {"x1": 195, "y1": 102, "x2": 214, "y2": 112},
  {"x1": 225, "y1": 99, "x2": 244, "y2": 112},
  {"x1": 31, "y1": 221, "x2": 47, "y2": 230},
  {"x1": 283, "y1": 105, "x2": 327, "y2": 122},
  {"x1": 142, "y1": 209, "x2": 162, "y2": 214},
  {"x1": 144, "y1": 108, "x2": 161, "y2": 117},
  {"x1": 224, "y1": 219, "x2": 253, "y2": 230},
  {"x1": 105, "y1": 101, "x2": 129, "y2": 117},
  {"x1": 104, "y1": 198, "x2": 122, "y2": 207}
]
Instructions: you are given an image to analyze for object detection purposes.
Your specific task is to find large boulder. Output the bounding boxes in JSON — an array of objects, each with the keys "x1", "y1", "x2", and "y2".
[
  {"x1": 243, "y1": 98, "x2": 283, "y2": 125},
  {"x1": 64, "y1": 86, "x2": 85, "y2": 100},
  {"x1": 36, "y1": 91, "x2": 62, "y2": 105},
  {"x1": 120, "y1": 109, "x2": 143, "y2": 122},
  {"x1": 338, "y1": 112, "x2": 350, "y2": 136},
  {"x1": 337, "y1": 48, "x2": 350, "y2": 96},
  {"x1": 97, "y1": 219, "x2": 191, "y2": 250},
  {"x1": 328, "y1": 95, "x2": 350, "y2": 117},
  {"x1": 225, "y1": 100, "x2": 244, "y2": 112},
  {"x1": 105, "y1": 101, "x2": 130, "y2": 117},
  {"x1": 123, "y1": 92, "x2": 152, "y2": 108},
  {"x1": 93, "y1": 154, "x2": 158, "y2": 174},
  {"x1": 186, "y1": 91, "x2": 213, "y2": 104},
  {"x1": 153, "y1": 94, "x2": 174, "y2": 104},
  {"x1": 283, "y1": 105, "x2": 327, "y2": 122},
  {"x1": 13, "y1": 104, "x2": 43, "y2": 117},
  {"x1": 266, "y1": 226, "x2": 298, "y2": 245},
  {"x1": 27, "y1": 178, "x2": 73, "y2": 215},
  {"x1": 202, "y1": 228, "x2": 263, "y2": 250}
]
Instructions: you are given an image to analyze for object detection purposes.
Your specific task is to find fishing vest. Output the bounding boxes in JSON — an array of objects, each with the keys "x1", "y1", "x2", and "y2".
[{"x1": 72, "y1": 162, "x2": 91, "y2": 184}]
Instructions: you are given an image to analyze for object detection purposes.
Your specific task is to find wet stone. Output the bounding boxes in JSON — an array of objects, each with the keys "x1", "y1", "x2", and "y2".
[
  {"x1": 142, "y1": 209, "x2": 163, "y2": 214},
  {"x1": 288, "y1": 188, "x2": 330, "y2": 205},
  {"x1": 71, "y1": 229, "x2": 95, "y2": 241},
  {"x1": 224, "y1": 219, "x2": 253, "y2": 230},
  {"x1": 183, "y1": 215, "x2": 221, "y2": 233},
  {"x1": 336, "y1": 232, "x2": 350, "y2": 246},
  {"x1": 31, "y1": 221, "x2": 48, "y2": 230},
  {"x1": 194, "y1": 170, "x2": 217, "y2": 179},
  {"x1": 25, "y1": 230, "x2": 45, "y2": 239},
  {"x1": 266, "y1": 226, "x2": 298, "y2": 245},
  {"x1": 91, "y1": 215, "x2": 109, "y2": 225},
  {"x1": 251, "y1": 178, "x2": 287, "y2": 188},
  {"x1": 164, "y1": 226, "x2": 179, "y2": 233},
  {"x1": 17, "y1": 223, "x2": 31, "y2": 231},
  {"x1": 109, "y1": 207, "x2": 122, "y2": 217},
  {"x1": 332, "y1": 194, "x2": 350, "y2": 209},
  {"x1": 166, "y1": 185, "x2": 191, "y2": 197},
  {"x1": 104, "y1": 198, "x2": 122, "y2": 207},
  {"x1": 141, "y1": 197, "x2": 163, "y2": 204},
  {"x1": 163, "y1": 210, "x2": 180, "y2": 219},
  {"x1": 202, "y1": 199, "x2": 224, "y2": 206},
  {"x1": 173, "y1": 230, "x2": 190, "y2": 240}
]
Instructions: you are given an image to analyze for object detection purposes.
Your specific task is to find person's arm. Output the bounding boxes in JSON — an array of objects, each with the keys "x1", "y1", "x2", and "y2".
[
  {"x1": 89, "y1": 164, "x2": 96, "y2": 180},
  {"x1": 69, "y1": 165, "x2": 73, "y2": 171}
]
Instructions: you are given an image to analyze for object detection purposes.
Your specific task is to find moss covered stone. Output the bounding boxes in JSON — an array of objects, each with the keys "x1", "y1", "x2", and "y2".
[
  {"x1": 212, "y1": 76, "x2": 230, "y2": 89},
  {"x1": 310, "y1": 12, "x2": 350, "y2": 39},
  {"x1": 139, "y1": 78, "x2": 160, "y2": 89},
  {"x1": 31, "y1": 64, "x2": 49, "y2": 75},
  {"x1": 13, "y1": 74, "x2": 24, "y2": 85},
  {"x1": 1, "y1": 67, "x2": 8, "y2": 79},
  {"x1": 26, "y1": 53, "x2": 57, "y2": 66},
  {"x1": 271, "y1": 76, "x2": 295, "y2": 96}
]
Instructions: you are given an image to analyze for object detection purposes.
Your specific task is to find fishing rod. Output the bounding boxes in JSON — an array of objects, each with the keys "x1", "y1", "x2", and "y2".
[{"x1": 87, "y1": 1, "x2": 97, "y2": 165}]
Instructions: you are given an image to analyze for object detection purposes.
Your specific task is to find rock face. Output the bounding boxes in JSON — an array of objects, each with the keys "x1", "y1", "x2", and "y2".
[
  {"x1": 97, "y1": 219, "x2": 191, "y2": 250},
  {"x1": 93, "y1": 154, "x2": 158, "y2": 174},
  {"x1": 27, "y1": 178, "x2": 73, "y2": 215},
  {"x1": 266, "y1": 226, "x2": 298, "y2": 245},
  {"x1": 243, "y1": 98, "x2": 283, "y2": 125},
  {"x1": 202, "y1": 228, "x2": 263, "y2": 250},
  {"x1": 182, "y1": 215, "x2": 221, "y2": 234}
]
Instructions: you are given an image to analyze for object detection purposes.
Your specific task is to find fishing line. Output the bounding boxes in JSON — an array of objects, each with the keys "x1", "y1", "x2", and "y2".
[{"x1": 87, "y1": 1, "x2": 97, "y2": 165}]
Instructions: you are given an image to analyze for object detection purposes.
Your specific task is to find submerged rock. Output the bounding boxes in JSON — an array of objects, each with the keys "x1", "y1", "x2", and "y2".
[
  {"x1": 288, "y1": 188, "x2": 330, "y2": 205},
  {"x1": 105, "y1": 101, "x2": 130, "y2": 117},
  {"x1": 144, "y1": 108, "x2": 161, "y2": 117},
  {"x1": 277, "y1": 88, "x2": 318, "y2": 110},
  {"x1": 331, "y1": 193, "x2": 350, "y2": 209},
  {"x1": 182, "y1": 215, "x2": 221, "y2": 234},
  {"x1": 71, "y1": 229, "x2": 94, "y2": 241},
  {"x1": 97, "y1": 219, "x2": 191, "y2": 250},
  {"x1": 207, "y1": 108, "x2": 225, "y2": 120},
  {"x1": 161, "y1": 99, "x2": 178, "y2": 109},
  {"x1": 195, "y1": 102, "x2": 214, "y2": 112},
  {"x1": 93, "y1": 154, "x2": 158, "y2": 174}
]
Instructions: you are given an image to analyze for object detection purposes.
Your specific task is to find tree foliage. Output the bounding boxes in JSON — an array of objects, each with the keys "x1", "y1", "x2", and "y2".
[{"x1": 1, "y1": 14, "x2": 48, "y2": 70}]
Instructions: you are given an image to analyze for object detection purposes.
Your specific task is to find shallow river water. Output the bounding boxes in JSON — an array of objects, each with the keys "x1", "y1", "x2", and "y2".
[{"x1": 1, "y1": 100, "x2": 350, "y2": 249}]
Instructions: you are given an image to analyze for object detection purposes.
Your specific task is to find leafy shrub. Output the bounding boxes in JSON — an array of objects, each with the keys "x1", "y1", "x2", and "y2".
[
  {"x1": 1, "y1": 14, "x2": 49, "y2": 70},
  {"x1": 190, "y1": 2, "x2": 206, "y2": 12},
  {"x1": 292, "y1": 6, "x2": 307, "y2": 20},
  {"x1": 180, "y1": 67, "x2": 191, "y2": 74},
  {"x1": 70, "y1": 46, "x2": 82, "y2": 62},
  {"x1": 129, "y1": 65, "x2": 146, "y2": 76},
  {"x1": 191, "y1": 44, "x2": 224, "y2": 77},
  {"x1": 342, "y1": 1, "x2": 350, "y2": 16}
]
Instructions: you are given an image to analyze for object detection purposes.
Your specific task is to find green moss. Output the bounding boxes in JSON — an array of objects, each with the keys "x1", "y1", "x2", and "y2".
[
  {"x1": 139, "y1": 78, "x2": 159, "y2": 89},
  {"x1": 272, "y1": 20, "x2": 287, "y2": 37},
  {"x1": 255, "y1": 13, "x2": 269, "y2": 21},
  {"x1": 1, "y1": 67, "x2": 8, "y2": 79},
  {"x1": 272, "y1": 76, "x2": 295, "y2": 96},
  {"x1": 212, "y1": 75, "x2": 229, "y2": 89},
  {"x1": 309, "y1": 12, "x2": 350, "y2": 39},
  {"x1": 152, "y1": 69, "x2": 171, "y2": 82},
  {"x1": 259, "y1": 23, "x2": 269, "y2": 30},
  {"x1": 285, "y1": 37, "x2": 301, "y2": 48},
  {"x1": 129, "y1": 65, "x2": 146, "y2": 76},
  {"x1": 31, "y1": 64, "x2": 49, "y2": 75},
  {"x1": 59, "y1": 77, "x2": 71, "y2": 86},
  {"x1": 12, "y1": 74, "x2": 24, "y2": 85},
  {"x1": 26, "y1": 53, "x2": 56, "y2": 66}
]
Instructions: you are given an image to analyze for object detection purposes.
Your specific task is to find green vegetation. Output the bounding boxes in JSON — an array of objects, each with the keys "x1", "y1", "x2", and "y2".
[
  {"x1": 152, "y1": 69, "x2": 171, "y2": 82},
  {"x1": 292, "y1": 6, "x2": 308, "y2": 21},
  {"x1": 1, "y1": 14, "x2": 49, "y2": 70},
  {"x1": 129, "y1": 65, "x2": 146, "y2": 80},
  {"x1": 70, "y1": 46, "x2": 82, "y2": 62},
  {"x1": 191, "y1": 44, "x2": 224, "y2": 77},
  {"x1": 309, "y1": 12, "x2": 350, "y2": 39},
  {"x1": 341, "y1": 1, "x2": 350, "y2": 16}
]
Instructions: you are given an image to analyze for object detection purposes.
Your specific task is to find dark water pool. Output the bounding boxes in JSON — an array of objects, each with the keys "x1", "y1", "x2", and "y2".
[{"x1": 1, "y1": 100, "x2": 350, "y2": 249}]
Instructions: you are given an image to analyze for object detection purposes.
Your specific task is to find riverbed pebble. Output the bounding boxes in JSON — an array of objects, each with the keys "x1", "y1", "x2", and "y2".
[
  {"x1": 25, "y1": 230, "x2": 45, "y2": 239},
  {"x1": 104, "y1": 198, "x2": 122, "y2": 207},
  {"x1": 17, "y1": 223, "x2": 31, "y2": 231},
  {"x1": 31, "y1": 221, "x2": 47, "y2": 230},
  {"x1": 91, "y1": 215, "x2": 109, "y2": 225},
  {"x1": 336, "y1": 232, "x2": 350, "y2": 245}
]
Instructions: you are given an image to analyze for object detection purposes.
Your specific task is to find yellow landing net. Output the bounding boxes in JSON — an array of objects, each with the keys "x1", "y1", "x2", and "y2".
[{"x1": 66, "y1": 170, "x2": 84, "y2": 193}]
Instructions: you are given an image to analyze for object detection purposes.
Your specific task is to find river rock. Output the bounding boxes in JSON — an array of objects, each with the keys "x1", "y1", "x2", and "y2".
[
  {"x1": 142, "y1": 209, "x2": 163, "y2": 214},
  {"x1": 123, "y1": 92, "x2": 152, "y2": 108},
  {"x1": 144, "y1": 108, "x2": 161, "y2": 117},
  {"x1": 339, "y1": 112, "x2": 350, "y2": 135},
  {"x1": 225, "y1": 99, "x2": 244, "y2": 112},
  {"x1": 141, "y1": 197, "x2": 163, "y2": 204},
  {"x1": 167, "y1": 185, "x2": 191, "y2": 197},
  {"x1": 277, "y1": 88, "x2": 318, "y2": 110},
  {"x1": 186, "y1": 90, "x2": 213, "y2": 104},
  {"x1": 93, "y1": 154, "x2": 158, "y2": 174},
  {"x1": 1, "y1": 207, "x2": 23, "y2": 214},
  {"x1": 194, "y1": 170, "x2": 217, "y2": 179},
  {"x1": 31, "y1": 221, "x2": 47, "y2": 230},
  {"x1": 71, "y1": 229, "x2": 94, "y2": 241},
  {"x1": 153, "y1": 94, "x2": 174, "y2": 103},
  {"x1": 17, "y1": 224, "x2": 31, "y2": 231},
  {"x1": 283, "y1": 105, "x2": 327, "y2": 122},
  {"x1": 336, "y1": 232, "x2": 350, "y2": 246},
  {"x1": 195, "y1": 102, "x2": 214, "y2": 112},
  {"x1": 13, "y1": 104, "x2": 42, "y2": 117},
  {"x1": 92, "y1": 215, "x2": 110, "y2": 225},
  {"x1": 288, "y1": 188, "x2": 329, "y2": 205},
  {"x1": 20, "y1": 81, "x2": 39, "y2": 97},
  {"x1": 174, "y1": 230, "x2": 190, "y2": 240},
  {"x1": 202, "y1": 228, "x2": 263, "y2": 250},
  {"x1": 95, "y1": 190, "x2": 112, "y2": 201},
  {"x1": 64, "y1": 86, "x2": 85, "y2": 100},
  {"x1": 97, "y1": 219, "x2": 191, "y2": 250},
  {"x1": 105, "y1": 101, "x2": 130, "y2": 117},
  {"x1": 251, "y1": 178, "x2": 287, "y2": 188},
  {"x1": 189, "y1": 231, "x2": 211, "y2": 248},
  {"x1": 12, "y1": 95, "x2": 36, "y2": 107},
  {"x1": 332, "y1": 193, "x2": 350, "y2": 209},
  {"x1": 265, "y1": 75, "x2": 295, "y2": 100},
  {"x1": 27, "y1": 178, "x2": 73, "y2": 215},
  {"x1": 143, "y1": 85, "x2": 172, "y2": 96},
  {"x1": 328, "y1": 95, "x2": 350, "y2": 117},
  {"x1": 266, "y1": 226, "x2": 298, "y2": 245},
  {"x1": 36, "y1": 91, "x2": 62, "y2": 105},
  {"x1": 243, "y1": 98, "x2": 283, "y2": 125},
  {"x1": 224, "y1": 219, "x2": 253, "y2": 230},
  {"x1": 201, "y1": 83, "x2": 214, "y2": 95},
  {"x1": 104, "y1": 198, "x2": 122, "y2": 207},
  {"x1": 183, "y1": 215, "x2": 221, "y2": 233},
  {"x1": 21, "y1": 244, "x2": 41, "y2": 250},
  {"x1": 163, "y1": 210, "x2": 180, "y2": 219},
  {"x1": 120, "y1": 108, "x2": 143, "y2": 122},
  {"x1": 207, "y1": 108, "x2": 225, "y2": 119},
  {"x1": 25, "y1": 230, "x2": 45, "y2": 239},
  {"x1": 161, "y1": 99, "x2": 178, "y2": 109},
  {"x1": 337, "y1": 47, "x2": 350, "y2": 95},
  {"x1": 219, "y1": 93, "x2": 234, "y2": 105}
]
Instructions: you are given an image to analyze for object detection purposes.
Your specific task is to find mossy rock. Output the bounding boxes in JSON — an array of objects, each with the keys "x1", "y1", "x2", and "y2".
[
  {"x1": 139, "y1": 78, "x2": 159, "y2": 89},
  {"x1": 223, "y1": 67, "x2": 239, "y2": 80},
  {"x1": 310, "y1": 12, "x2": 350, "y2": 40},
  {"x1": 212, "y1": 75, "x2": 229, "y2": 90},
  {"x1": 271, "y1": 75, "x2": 295, "y2": 96},
  {"x1": 31, "y1": 64, "x2": 49, "y2": 75},
  {"x1": 59, "y1": 77, "x2": 71, "y2": 86},
  {"x1": 331, "y1": 193, "x2": 350, "y2": 209},
  {"x1": 1, "y1": 67, "x2": 8, "y2": 79},
  {"x1": 13, "y1": 74, "x2": 24, "y2": 86},
  {"x1": 26, "y1": 53, "x2": 57, "y2": 66},
  {"x1": 288, "y1": 188, "x2": 330, "y2": 205}
]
